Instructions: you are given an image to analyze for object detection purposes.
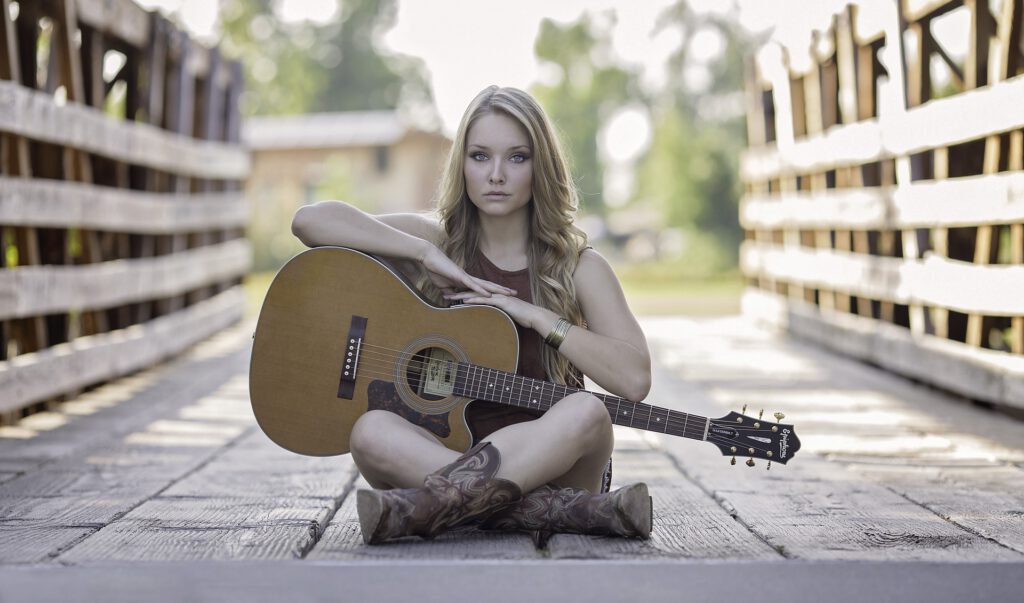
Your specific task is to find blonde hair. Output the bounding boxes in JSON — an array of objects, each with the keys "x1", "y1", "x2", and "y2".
[{"x1": 423, "y1": 85, "x2": 588, "y2": 386}]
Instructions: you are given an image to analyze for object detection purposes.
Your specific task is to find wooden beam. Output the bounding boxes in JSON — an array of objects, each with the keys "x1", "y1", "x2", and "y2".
[
  {"x1": 741, "y1": 172, "x2": 1024, "y2": 231},
  {"x1": 741, "y1": 241, "x2": 1024, "y2": 316},
  {"x1": 0, "y1": 81, "x2": 250, "y2": 179},
  {"x1": 743, "y1": 287, "x2": 1024, "y2": 411},
  {"x1": 0, "y1": 287, "x2": 243, "y2": 414},
  {"x1": 741, "y1": 75, "x2": 1024, "y2": 182},
  {"x1": 0, "y1": 239, "x2": 250, "y2": 320},
  {"x1": 0, "y1": 178, "x2": 247, "y2": 233}
]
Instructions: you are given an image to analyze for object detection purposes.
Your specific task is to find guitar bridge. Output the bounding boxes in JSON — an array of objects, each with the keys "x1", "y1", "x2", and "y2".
[{"x1": 338, "y1": 315, "x2": 368, "y2": 399}]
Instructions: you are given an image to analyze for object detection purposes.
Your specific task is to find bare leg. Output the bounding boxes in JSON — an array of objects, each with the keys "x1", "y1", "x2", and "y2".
[
  {"x1": 349, "y1": 392, "x2": 613, "y2": 493},
  {"x1": 349, "y1": 410, "x2": 459, "y2": 489},
  {"x1": 487, "y1": 392, "x2": 613, "y2": 493}
]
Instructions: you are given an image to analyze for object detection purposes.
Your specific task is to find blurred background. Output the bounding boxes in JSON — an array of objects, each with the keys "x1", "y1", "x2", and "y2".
[{"x1": 135, "y1": 0, "x2": 793, "y2": 317}]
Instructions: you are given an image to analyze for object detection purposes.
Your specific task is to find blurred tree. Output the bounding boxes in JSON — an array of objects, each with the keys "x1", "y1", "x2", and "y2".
[
  {"x1": 630, "y1": 4, "x2": 753, "y2": 268},
  {"x1": 219, "y1": 0, "x2": 434, "y2": 116},
  {"x1": 531, "y1": 14, "x2": 640, "y2": 216}
]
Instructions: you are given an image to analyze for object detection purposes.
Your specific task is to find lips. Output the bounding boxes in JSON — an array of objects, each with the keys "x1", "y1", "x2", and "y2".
[{"x1": 483, "y1": 191, "x2": 510, "y2": 199}]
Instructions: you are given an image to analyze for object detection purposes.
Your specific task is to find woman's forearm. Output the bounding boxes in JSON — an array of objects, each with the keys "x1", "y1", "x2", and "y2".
[
  {"x1": 532, "y1": 309, "x2": 651, "y2": 402},
  {"x1": 291, "y1": 201, "x2": 431, "y2": 261}
]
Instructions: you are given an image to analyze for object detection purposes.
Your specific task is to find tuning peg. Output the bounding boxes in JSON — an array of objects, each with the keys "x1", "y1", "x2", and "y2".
[
  {"x1": 741, "y1": 404, "x2": 747, "y2": 415},
  {"x1": 773, "y1": 411, "x2": 785, "y2": 423},
  {"x1": 746, "y1": 457, "x2": 755, "y2": 467},
  {"x1": 730, "y1": 456, "x2": 736, "y2": 466},
  {"x1": 758, "y1": 409, "x2": 764, "y2": 420},
  {"x1": 766, "y1": 461, "x2": 772, "y2": 471}
]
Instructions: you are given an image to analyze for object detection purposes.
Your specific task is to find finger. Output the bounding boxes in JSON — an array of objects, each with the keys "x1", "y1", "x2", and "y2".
[
  {"x1": 477, "y1": 279, "x2": 516, "y2": 296},
  {"x1": 462, "y1": 277, "x2": 494, "y2": 297}
]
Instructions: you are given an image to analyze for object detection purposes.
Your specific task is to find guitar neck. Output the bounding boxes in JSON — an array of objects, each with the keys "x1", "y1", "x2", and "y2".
[{"x1": 454, "y1": 363, "x2": 709, "y2": 442}]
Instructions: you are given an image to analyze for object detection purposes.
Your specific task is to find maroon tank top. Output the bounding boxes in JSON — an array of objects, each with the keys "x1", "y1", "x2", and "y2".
[
  {"x1": 462, "y1": 252, "x2": 546, "y2": 442},
  {"x1": 461, "y1": 249, "x2": 612, "y2": 493}
]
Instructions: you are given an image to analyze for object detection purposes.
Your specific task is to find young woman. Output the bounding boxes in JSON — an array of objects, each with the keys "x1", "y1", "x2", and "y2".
[{"x1": 291, "y1": 85, "x2": 652, "y2": 544}]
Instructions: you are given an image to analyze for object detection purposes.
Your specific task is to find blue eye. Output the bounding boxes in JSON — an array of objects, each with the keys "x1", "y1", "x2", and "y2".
[
  {"x1": 510, "y1": 154, "x2": 530, "y2": 163},
  {"x1": 470, "y1": 152, "x2": 487, "y2": 161}
]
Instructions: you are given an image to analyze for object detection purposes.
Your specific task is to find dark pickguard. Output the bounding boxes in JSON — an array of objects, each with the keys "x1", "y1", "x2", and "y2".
[{"x1": 366, "y1": 380, "x2": 452, "y2": 438}]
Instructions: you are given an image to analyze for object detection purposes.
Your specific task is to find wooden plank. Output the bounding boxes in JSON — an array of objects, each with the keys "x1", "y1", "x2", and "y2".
[
  {"x1": 741, "y1": 172, "x2": 1024, "y2": 231},
  {"x1": 652, "y1": 440, "x2": 1021, "y2": 561},
  {"x1": 161, "y1": 431, "x2": 358, "y2": 500},
  {"x1": 73, "y1": 0, "x2": 150, "y2": 49},
  {"x1": 1013, "y1": 219, "x2": 1024, "y2": 354},
  {"x1": 546, "y1": 448, "x2": 779, "y2": 560},
  {"x1": 740, "y1": 75, "x2": 1024, "y2": 181},
  {"x1": 0, "y1": 525, "x2": 94, "y2": 563},
  {"x1": 308, "y1": 475, "x2": 542, "y2": 560},
  {"x1": 741, "y1": 241, "x2": 1024, "y2": 316},
  {"x1": 713, "y1": 479, "x2": 1020, "y2": 560},
  {"x1": 0, "y1": 337, "x2": 251, "y2": 470},
  {"x1": 0, "y1": 80, "x2": 250, "y2": 179},
  {"x1": 743, "y1": 287, "x2": 1024, "y2": 410},
  {"x1": 903, "y1": 0, "x2": 964, "y2": 23},
  {"x1": 0, "y1": 286, "x2": 244, "y2": 414},
  {"x1": 0, "y1": 238, "x2": 250, "y2": 319},
  {"x1": 0, "y1": 496, "x2": 127, "y2": 525},
  {"x1": 58, "y1": 497, "x2": 334, "y2": 562},
  {"x1": 849, "y1": 464, "x2": 1024, "y2": 554}
]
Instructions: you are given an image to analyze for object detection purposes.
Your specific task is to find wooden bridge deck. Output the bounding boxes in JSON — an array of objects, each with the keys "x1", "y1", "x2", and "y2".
[{"x1": 1, "y1": 316, "x2": 1022, "y2": 601}]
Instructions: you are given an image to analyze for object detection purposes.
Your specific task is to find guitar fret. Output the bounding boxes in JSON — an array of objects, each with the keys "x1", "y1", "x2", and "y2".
[{"x1": 455, "y1": 363, "x2": 709, "y2": 442}]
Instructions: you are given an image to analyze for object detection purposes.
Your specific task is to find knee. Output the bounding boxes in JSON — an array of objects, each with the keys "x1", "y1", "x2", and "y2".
[
  {"x1": 559, "y1": 392, "x2": 613, "y2": 443},
  {"x1": 349, "y1": 410, "x2": 398, "y2": 470}
]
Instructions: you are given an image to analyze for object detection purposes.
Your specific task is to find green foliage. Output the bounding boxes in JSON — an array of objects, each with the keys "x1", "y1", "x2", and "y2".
[
  {"x1": 531, "y1": 15, "x2": 639, "y2": 216},
  {"x1": 528, "y1": 4, "x2": 752, "y2": 272},
  {"x1": 631, "y1": 8, "x2": 752, "y2": 265},
  {"x1": 219, "y1": 0, "x2": 432, "y2": 116}
]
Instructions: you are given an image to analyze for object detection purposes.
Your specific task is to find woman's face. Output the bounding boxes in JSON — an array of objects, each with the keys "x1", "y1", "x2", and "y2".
[{"x1": 463, "y1": 111, "x2": 533, "y2": 218}]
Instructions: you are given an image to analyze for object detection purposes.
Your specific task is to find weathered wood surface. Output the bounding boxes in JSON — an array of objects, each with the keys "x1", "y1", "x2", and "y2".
[
  {"x1": 740, "y1": 241, "x2": 1024, "y2": 315},
  {"x1": 0, "y1": 80, "x2": 249, "y2": 179},
  {"x1": 745, "y1": 288, "x2": 1024, "y2": 410},
  {"x1": 1, "y1": 316, "x2": 1023, "y2": 568},
  {"x1": 0, "y1": 287, "x2": 245, "y2": 413},
  {"x1": 0, "y1": 177, "x2": 247, "y2": 233}
]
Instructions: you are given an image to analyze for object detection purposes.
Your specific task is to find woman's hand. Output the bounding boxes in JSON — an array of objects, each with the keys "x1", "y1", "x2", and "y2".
[
  {"x1": 443, "y1": 291, "x2": 552, "y2": 331},
  {"x1": 419, "y1": 245, "x2": 516, "y2": 298}
]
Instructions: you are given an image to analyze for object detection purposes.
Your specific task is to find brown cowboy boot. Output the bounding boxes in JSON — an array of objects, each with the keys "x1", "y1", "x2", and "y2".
[
  {"x1": 479, "y1": 482, "x2": 652, "y2": 539},
  {"x1": 356, "y1": 441, "x2": 522, "y2": 544}
]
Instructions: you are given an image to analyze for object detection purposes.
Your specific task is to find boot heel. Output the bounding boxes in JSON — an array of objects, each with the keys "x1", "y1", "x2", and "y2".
[
  {"x1": 616, "y1": 483, "x2": 652, "y2": 539},
  {"x1": 356, "y1": 489, "x2": 385, "y2": 545}
]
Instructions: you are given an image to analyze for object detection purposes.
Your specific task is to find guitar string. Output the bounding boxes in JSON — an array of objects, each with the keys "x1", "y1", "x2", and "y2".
[
  {"x1": 341, "y1": 358, "x2": 713, "y2": 441},
  {"x1": 351, "y1": 340, "x2": 788, "y2": 431},
  {"x1": 347, "y1": 349, "x2": 776, "y2": 439},
  {"x1": 343, "y1": 343, "x2": 778, "y2": 442},
  {"x1": 344, "y1": 358, "x2": 774, "y2": 451}
]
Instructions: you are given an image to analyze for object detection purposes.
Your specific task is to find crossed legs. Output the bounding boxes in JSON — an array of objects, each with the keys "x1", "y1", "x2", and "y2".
[{"x1": 349, "y1": 391, "x2": 615, "y2": 494}]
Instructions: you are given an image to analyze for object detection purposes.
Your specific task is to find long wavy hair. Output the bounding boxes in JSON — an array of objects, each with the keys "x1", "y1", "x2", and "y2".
[{"x1": 421, "y1": 86, "x2": 588, "y2": 386}]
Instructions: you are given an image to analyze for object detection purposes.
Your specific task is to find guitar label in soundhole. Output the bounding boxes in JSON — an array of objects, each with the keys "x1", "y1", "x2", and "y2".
[
  {"x1": 408, "y1": 347, "x2": 457, "y2": 399},
  {"x1": 367, "y1": 380, "x2": 451, "y2": 438}
]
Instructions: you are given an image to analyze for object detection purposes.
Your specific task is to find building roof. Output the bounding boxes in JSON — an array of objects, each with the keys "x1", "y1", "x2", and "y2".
[{"x1": 242, "y1": 110, "x2": 441, "y2": 150}]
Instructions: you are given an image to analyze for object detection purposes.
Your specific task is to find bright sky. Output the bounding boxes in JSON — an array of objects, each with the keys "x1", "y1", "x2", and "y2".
[
  {"x1": 134, "y1": 0, "x2": 768, "y2": 132},
  {"x1": 140, "y1": 0, "x2": 935, "y2": 205}
]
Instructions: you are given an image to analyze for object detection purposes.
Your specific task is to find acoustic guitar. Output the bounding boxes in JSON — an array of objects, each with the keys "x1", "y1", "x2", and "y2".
[{"x1": 249, "y1": 247, "x2": 801, "y2": 468}]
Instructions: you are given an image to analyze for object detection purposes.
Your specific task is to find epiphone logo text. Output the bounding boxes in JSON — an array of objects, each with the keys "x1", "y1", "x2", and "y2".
[
  {"x1": 779, "y1": 429, "x2": 791, "y2": 459},
  {"x1": 710, "y1": 425, "x2": 738, "y2": 438}
]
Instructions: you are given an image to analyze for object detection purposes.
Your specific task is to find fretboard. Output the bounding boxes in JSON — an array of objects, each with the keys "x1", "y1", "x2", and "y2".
[{"x1": 453, "y1": 363, "x2": 709, "y2": 441}]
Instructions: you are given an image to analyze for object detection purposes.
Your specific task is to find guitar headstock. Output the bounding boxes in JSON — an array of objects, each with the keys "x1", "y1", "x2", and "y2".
[{"x1": 707, "y1": 406, "x2": 801, "y2": 469}]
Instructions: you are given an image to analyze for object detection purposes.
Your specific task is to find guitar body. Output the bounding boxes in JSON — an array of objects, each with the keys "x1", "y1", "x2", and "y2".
[{"x1": 249, "y1": 246, "x2": 520, "y2": 456}]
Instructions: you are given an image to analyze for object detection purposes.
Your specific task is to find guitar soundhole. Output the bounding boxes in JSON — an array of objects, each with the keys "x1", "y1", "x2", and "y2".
[{"x1": 405, "y1": 346, "x2": 458, "y2": 402}]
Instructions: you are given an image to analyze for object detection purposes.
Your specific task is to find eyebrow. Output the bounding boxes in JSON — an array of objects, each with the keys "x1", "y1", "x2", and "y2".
[{"x1": 467, "y1": 144, "x2": 532, "y2": 152}]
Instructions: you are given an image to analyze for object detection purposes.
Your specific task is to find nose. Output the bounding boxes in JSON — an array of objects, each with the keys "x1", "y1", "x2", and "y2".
[{"x1": 488, "y1": 162, "x2": 505, "y2": 185}]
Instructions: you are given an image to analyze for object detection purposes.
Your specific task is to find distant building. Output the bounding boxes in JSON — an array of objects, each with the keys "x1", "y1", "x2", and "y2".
[{"x1": 242, "y1": 111, "x2": 451, "y2": 268}]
